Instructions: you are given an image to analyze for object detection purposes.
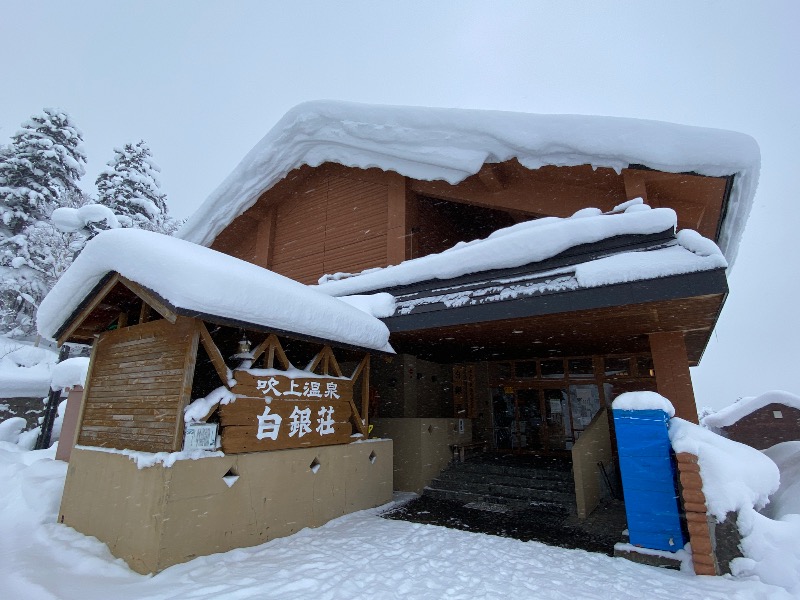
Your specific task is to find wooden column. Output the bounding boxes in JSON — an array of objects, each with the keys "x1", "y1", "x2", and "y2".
[
  {"x1": 386, "y1": 172, "x2": 408, "y2": 266},
  {"x1": 254, "y1": 207, "x2": 276, "y2": 268},
  {"x1": 622, "y1": 169, "x2": 649, "y2": 204},
  {"x1": 648, "y1": 331, "x2": 698, "y2": 423}
]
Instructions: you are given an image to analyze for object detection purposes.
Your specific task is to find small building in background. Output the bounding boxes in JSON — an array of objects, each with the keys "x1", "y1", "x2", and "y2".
[{"x1": 702, "y1": 391, "x2": 800, "y2": 450}]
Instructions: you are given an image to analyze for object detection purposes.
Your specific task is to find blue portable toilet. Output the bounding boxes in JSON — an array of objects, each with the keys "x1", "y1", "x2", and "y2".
[{"x1": 613, "y1": 407, "x2": 687, "y2": 552}]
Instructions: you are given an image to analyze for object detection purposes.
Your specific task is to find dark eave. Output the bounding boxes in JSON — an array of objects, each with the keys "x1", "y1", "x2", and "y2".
[
  {"x1": 352, "y1": 228, "x2": 677, "y2": 298},
  {"x1": 383, "y1": 269, "x2": 729, "y2": 333}
]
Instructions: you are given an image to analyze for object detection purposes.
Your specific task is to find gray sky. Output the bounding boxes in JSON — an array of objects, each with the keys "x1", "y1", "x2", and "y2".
[{"x1": 2, "y1": 1, "x2": 798, "y2": 409}]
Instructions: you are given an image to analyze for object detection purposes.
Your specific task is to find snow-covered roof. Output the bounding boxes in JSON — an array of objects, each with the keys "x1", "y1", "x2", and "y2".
[
  {"x1": 178, "y1": 100, "x2": 760, "y2": 268},
  {"x1": 702, "y1": 390, "x2": 800, "y2": 429},
  {"x1": 314, "y1": 203, "x2": 727, "y2": 299},
  {"x1": 36, "y1": 229, "x2": 393, "y2": 353}
]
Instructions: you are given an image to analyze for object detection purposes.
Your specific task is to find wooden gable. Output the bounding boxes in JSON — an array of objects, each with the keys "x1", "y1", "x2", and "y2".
[{"x1": 209, "y1": 161, "x2": 732, "y2": 287}]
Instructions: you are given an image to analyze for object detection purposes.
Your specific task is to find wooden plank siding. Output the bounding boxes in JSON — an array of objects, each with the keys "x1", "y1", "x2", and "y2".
[
  {"x1": 76, "y1": 317, "x2": 200, "y2": 452},
  {"x1": 211, "y1": 166, "x2": 392, "y2": 285},
  {"x1": 270, "y1": 173, "x2": 390, "y2": 283}
]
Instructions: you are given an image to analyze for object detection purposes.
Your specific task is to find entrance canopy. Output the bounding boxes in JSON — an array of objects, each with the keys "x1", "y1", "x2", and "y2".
[{"x1": 315, "y1": 203, "x2": 727, "y2": 362}]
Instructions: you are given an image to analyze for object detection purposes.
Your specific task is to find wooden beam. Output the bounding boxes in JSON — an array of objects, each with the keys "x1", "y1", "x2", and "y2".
[
  {"x1": 173, "y1": 318, "x2": 201, "y2": 451},
  {"x1": 477, "y1": 163, "x2": 507, "y2": 192},
  {"x1": 387, "y1": 171, "x2": 408, "y2": 265},
  {"x1": 361, "y1": 354, "x2": 370, "y2": 430},
  {"x1": 250, "y1": 334, "x2": 290, "y2": 370},
  {"x1": 138, "y1": 301, "x2": 151, "y2": 324},
  {"x1": 119, "y1": 276, "x2": 177, "y2": 324},
  {"x1": 408, "y1": 177, "x2": 609, "y2": 218},
  {"x1": 308, "y1": 347, "x2": 325, "y2": 373},
  {"x1": 350, "y1": 354, "x2": 369, "y2": 381},
  {"x1": 254, "y1": 206, "x2": 277, "y2": 268},
  {"x1": 649, "y1": 331, "x2": 698, "y2": 423},
  {"x1": 58, "y1": 274, "x2": 120, "y2": 346},
  {"x1": 348, "y1": 397, "x2": 367, "y2": 436},
  {"x1": 68, "y1": 333, "x2": 101, "y2": 451},
  {"x1": 117, "y1": 311, "x2": 128, "y2": 329},
  {"x1": 622, "y1": 169, "x2": 649, "y2": 204},
  {"x1": 327, "y1": 347, "x2": 343, "y2": 377},
  {"x1": 198, "y1": 321, "x2": 232, "y2": 387}
]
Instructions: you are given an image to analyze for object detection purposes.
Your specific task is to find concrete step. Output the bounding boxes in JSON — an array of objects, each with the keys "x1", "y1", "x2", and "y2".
[
  {"x1": 423, "y1": 486, "x2": 569, "y2": 513},
  {"x1": 427, "y1": 477, "x2": 576, "y2": 506},
  {"x1": 436, "y1": 469, "x2": 574, "y2": 493},
  {"x1": 450, "y1": 460, "x2": 574, "y2": 483}
]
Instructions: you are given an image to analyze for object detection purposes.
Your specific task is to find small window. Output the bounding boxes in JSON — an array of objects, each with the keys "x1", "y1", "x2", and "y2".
[
  {"x1": 541, "y1": 359, "x2": 565, "y2": 379},
  {"x1": 495, "y1": 362, "x2": 512, "y2": 379},
  {"x1": 604, "y1": 357, "x2": 630, "y2": 377},
  {"x1": 773, "y1": 411, "x2": 784, "y2": 419},
  {"x1": 515, "y1": 361, "x2": 537, "y2": 378},
  {"x1": 637, "y1": 357, "x2": 655, "y2": 378},
  {"x1": 568, "y1": 358, "x2": 594, "y2": 379}
]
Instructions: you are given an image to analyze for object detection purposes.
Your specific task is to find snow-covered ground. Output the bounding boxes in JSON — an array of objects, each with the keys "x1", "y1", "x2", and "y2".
[
  {"x1": 0, "y1": 337, "x2": 57, "y2": 399},
  {"x1": 0, "y1": 444, "x2": 792, "y2": 600}
]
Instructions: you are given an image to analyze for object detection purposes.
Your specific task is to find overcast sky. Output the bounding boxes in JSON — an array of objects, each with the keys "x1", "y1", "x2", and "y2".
[{"x1": 2, "y1": 1, "x2": 798, "y2": 409}]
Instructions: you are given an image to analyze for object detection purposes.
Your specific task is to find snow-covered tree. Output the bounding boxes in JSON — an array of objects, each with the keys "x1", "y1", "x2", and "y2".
[
  {"x1": 0, "y1": 109, "x2": 87, "y2": 336},
  {"x1": 96, "y1": 141, "x2": 176, "y2": 233},
  {"x1": 0, "y1": 108, "x2": 86, "y2": 236}
]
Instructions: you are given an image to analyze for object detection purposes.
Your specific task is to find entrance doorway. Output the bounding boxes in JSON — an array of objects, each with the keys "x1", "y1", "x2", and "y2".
[
  {"x1": 493, "y1": 386, "x2": 602, "y2": 453},
  {"x1": 486, "y1": 354, "x2": 656, "y2": 454}
]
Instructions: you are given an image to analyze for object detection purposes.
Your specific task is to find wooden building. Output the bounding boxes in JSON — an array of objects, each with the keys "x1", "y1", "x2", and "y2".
[
  {"x1": 38, "y1": 230, "x2": 394, "y2": 573},
  {"x1": 703, "y1": 391, "x2": 800, "y2": 450},
  {"x1": 40, "y1": 101, "x2": 761, "y2": 568},
  {"x1": 178, "y1": 102, "x2": 759, "y2": 506}
]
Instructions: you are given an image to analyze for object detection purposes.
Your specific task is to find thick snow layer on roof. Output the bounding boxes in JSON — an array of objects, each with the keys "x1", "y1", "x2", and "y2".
[
  {"x1": 178, "y1": 100, "x2": 760, "y2": 267},
  {"x1": 669, "y1": 417, "x2": 779, "y2": 521},
  {"x1": 35, "y1": 229, "x2": 393, "y2": 353},
  {"x1": 50, "y1": 357, "x2": 90, "y2": 391},
  {"x1": 612, "y1": 391, "x2": 676, "y2": 417},
  {"x1": 702, "y1": 390, "x2": 800, "y2": 429},
  {"x1": 315, "y1": 205, "x2": 726, "y2": 298}
]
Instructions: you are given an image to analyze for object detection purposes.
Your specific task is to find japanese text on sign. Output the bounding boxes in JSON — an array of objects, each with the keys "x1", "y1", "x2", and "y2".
[{"x1": 256, "y1": 377, "x2": 340, "y2": 400}]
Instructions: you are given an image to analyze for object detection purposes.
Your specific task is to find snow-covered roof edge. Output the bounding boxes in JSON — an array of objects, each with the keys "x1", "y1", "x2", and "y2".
[
  {"x1": 313, "y1": 205, "x2": 727, "y2": 297},
  {"x1": 702, "y1": 390, "x2": 800, "y2": 429},
  {"x1": 36, "y1": 229, "x2": 393, "y2": 354},
  {"x1": 178, "y1": 100, "x2": 760, "y2": 269}
]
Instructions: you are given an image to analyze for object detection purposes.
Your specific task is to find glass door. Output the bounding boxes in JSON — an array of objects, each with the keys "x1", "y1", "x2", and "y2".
[{"x1": 516, "y1": 389, "x2": 543, "y2": 451}]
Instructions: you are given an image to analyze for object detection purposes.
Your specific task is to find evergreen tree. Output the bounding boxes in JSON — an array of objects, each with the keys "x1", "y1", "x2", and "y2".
[
  {"x1": 0, "y1": 109, "x2": 87, "y2": 336},
  {"x1": 0, "y1": 108, "x2": 86, "y2": 236},
  {"x1": 96, "y1": 141, "x2": 175, "y2": 233}
]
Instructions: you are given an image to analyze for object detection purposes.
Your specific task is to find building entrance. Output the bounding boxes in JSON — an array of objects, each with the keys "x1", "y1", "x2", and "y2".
[{"x1": 487, "y1": 354, "x2": 657, "y2": 454}]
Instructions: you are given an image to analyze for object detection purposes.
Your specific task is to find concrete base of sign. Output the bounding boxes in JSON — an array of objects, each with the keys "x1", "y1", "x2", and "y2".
[
  {"x1": 371, "y1": 418, "x2": 472, "y2": 493},
  {"x1": 58, "y1": 440, "x2": 393, "y2": 574}
]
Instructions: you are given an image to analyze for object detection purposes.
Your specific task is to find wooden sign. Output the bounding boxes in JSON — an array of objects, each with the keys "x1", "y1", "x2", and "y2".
[{"x1": 220, "y1": 371, "x2": 355, "y2": 453}]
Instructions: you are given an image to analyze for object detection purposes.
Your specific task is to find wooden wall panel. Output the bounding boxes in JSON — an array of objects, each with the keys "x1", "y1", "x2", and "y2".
[
  {"x1": 76, "y1": 317, "x2": 200, "y2": 453},
  {"x1": 209, "y1": 216, "x2": 259, "y2": 264},
  {"x1": 270, "y1": 172, "x2": 389, "y2": 283},
  {"x1": 721, "y1": 405, "x2": 800, "y2": 450}
]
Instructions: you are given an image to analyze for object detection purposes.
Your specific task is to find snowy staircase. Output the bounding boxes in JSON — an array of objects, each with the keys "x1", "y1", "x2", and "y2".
[{"x1": 423, "y1": 457, "x2": 576, "y2": 514}]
